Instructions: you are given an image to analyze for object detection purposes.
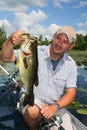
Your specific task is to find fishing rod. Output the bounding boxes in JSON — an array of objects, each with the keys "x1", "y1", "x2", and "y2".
[
  {"x1": 0, "y1": 64, "x2": 18, "y2": 87},
  {"x1": 0, "y1": 64, "x2": 21, "y2": 109},
  {"x1": 35, "y1": 101, "x2": 63, "y2": 129}
]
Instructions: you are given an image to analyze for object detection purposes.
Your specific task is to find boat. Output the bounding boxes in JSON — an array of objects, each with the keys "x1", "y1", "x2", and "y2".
[{"x1": 0, "y1": 64, "x2": 87, "y2": 130}]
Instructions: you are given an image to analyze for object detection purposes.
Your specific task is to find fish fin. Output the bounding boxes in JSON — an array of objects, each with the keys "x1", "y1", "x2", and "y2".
[
  {"x1": 23, "y1": 57, "x2": 28, "y2": 68},
  {"x1": 35, "y1": 75, "x2": 39, "y2": 86},
  {"x1": 23, "y1": 93, "x2": 34, "y2": 106},
  {"x1": 18, "y1": 80, "x2": 25, "y2": 90},
  {"x1": 16, "y1": 60, "x2": 20, "y2": 67}
]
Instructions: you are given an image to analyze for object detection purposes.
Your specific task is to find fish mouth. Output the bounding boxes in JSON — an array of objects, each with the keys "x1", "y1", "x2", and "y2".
[
  {"x1": 22, "y1": 51, "x2": 30, "y2": 56},
  {"x1": 21, "y1": 44, "x2": 31, "y2": 57}
]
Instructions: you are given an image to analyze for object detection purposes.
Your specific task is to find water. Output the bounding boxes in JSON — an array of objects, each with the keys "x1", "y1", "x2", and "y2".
[
  {"x1": 76, "y1": 67, "x2": 87, "y2": 105},
  {"x1": 65, "y1": 66, "x2": 87, "y2": 126},
  {"x1": 0, "y1": 63, "x2": 87, "y2": 126}
]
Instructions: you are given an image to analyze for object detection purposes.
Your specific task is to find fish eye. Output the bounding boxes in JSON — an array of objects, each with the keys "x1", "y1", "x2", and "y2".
[{"x1": 30, "y1": 39, "x2": 35, "y2": 43}]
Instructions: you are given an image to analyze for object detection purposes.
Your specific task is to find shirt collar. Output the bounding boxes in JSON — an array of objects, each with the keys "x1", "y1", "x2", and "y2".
[
  {"x1": 43, "y1": 45, "x2": 71, "y2": 62},
  {"x1": 62, "y1": 53, "x2": 72, "y2": 62}
]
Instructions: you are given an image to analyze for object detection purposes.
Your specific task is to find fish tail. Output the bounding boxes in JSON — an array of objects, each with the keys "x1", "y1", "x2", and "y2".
[
  {"x1": 28, "y1": 93, "x2": 34, "y2": 106},
  {"x1": 23, "y1": 93, "x2": 34, "y2": 106}
]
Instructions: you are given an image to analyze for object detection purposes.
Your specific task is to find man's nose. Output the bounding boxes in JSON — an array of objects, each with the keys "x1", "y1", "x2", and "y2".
[{"x1": 57, "y1": 40, "x2": 62, "y2": 46}]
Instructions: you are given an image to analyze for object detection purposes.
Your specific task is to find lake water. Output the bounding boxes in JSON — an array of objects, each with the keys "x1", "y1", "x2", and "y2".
[
  {"x1": 0, "y1": 63, "x2": 87, "y2": 126},
  {"x1": 69, "y1": 66, "x2": 87, "y2": 126}
]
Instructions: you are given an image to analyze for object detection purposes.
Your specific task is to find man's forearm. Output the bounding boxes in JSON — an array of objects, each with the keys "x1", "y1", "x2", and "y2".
[
  {"x1": 57, "y1": 88, "x2": 76, "y2": 108},
  {"x1": 0, "y1": 38, "x2": 15, "y2": 63}
]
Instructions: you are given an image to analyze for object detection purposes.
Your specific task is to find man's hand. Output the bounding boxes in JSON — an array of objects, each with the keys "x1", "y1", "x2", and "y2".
[
  {"x1": 41, "y1": 104, "x2": 58, "y2": 119},
  {"x1": 11, "y1": 30, "x2": 26, "y2": 45}
]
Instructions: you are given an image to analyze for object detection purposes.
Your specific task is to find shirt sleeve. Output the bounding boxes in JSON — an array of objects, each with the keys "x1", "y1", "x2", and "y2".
[
  {"x1": 14, "y1": 49, "x2": 19, "y2": 61},
  {"x1": 66, "y1": 63, "x2": 77, "y2": 88}
]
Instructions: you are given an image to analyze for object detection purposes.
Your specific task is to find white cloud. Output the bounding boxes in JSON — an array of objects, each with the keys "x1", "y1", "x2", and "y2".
[
  {"x1": 0, "y1": 0, "x2": 86, "y2": 39},
  {"x1": 27, "y1": 23, "x2": 61, "y2": 39},
  {"x1": 28, "y1": 24, "x2": 46, "y2": 36},
  {"x1": 0, "y1": 0, "x2": 48, "y2": 12},
  {"x1": 77, "y1": 18, "x2": 87, "y2": 35},
  {"x1": 74, "y1": 1, "x2": 87, "y2": 8},
  {"x1": 77, "y1": 30, "x2": 87, "y2": 36},
  {"x1": 2, "y1": 9, "x2": 86, "y2": 39},
  {"x1": 48, "y1": 24, "x2": 61, "y2": 33},
  {"x1": 0, "y1": 0, "x2": 77, "y2": 12},
  {"x1": 0, "y1": 19, "x2": 14, "y2": 37},
  {"x1": 52, "y1": 0, "x2": 71, "y2": 7},
  {"x1": 0, "y1": 19, "x2": 12, "y2": 35},
  {"x1": 0, "y1": 1, "x2": 28, "y2": 12},
  {"x1": 4, "y1": 22, "x2": 61, "y2": 40},
  {"x1": 20, "y1": 24, "x2": 60, "y2": 40},
  {"x1": 82, "y1": 13, "x2": 87, "y2": 22},
  {"x1": 77, "y1": 22, "x2": 87, "y2": 27},
  {"x1": 14, "y1": 10, "x2": 47, "y2": 28},
  {"x1": 1, "y1": 10, "x2": 60, "y2": 39},
  {"x1": 76, "y1": 12, "x2": 87, "y2": 35},
  {"x1": 0, "y1": 0, "x2": 86, "y2": 12},
  {"x1": 0, "y1": 19, "x2": 10, "y2": 27},
  {"x1": 2, "y1": 10, "x2": 48, "y2": 37}
]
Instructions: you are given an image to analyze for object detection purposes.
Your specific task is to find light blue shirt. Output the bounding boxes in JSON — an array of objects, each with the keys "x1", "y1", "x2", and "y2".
[
  {"x1": 34, "y1": 45, "x2": 77, "y2": 104},
  {"x1": 15, "y1": 45, "x2": 77, "y2": 104}
]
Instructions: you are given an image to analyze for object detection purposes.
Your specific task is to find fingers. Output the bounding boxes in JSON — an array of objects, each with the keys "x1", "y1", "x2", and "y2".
[
  {"x1": 41, "y1": 105, "x2": 52, "y2": 119},
  {"x1": 11, "y1": 30, "x2": 27, "y2": 45}
]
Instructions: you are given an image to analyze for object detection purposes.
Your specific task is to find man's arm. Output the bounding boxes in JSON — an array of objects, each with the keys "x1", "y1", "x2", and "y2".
[
  {"x1": 41, "y1": 88, "x2": 76, "y2": 119},
  {"x1": 0, "y1": 37, "x2": 16, "y2": 63},
  {"x1": 0, "y1": 30, "x2": 26, "y2": 63},
  {"x1": 57, "y1": 87, "x2": 76, "y2": 108}
]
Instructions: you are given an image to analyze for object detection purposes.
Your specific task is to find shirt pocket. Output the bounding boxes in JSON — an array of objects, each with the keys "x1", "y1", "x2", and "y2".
[
  {"x1": 52, "y1": 76, "x2": 67, "y2": 98},
  {"x1": 56, "y1": 76, "x2": 66, "y2": 87},
  {"x1": 38, "y1": 68, "x2": 48, "y2": 83}
]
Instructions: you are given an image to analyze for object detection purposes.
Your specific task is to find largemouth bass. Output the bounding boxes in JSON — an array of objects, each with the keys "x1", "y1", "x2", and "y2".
[{"x1": 19, "y1": 33, "x2": 38, "y2": 106}]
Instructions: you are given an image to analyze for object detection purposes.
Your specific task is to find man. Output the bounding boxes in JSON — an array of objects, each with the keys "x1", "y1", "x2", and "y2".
[{"x1": 0, "y1": 26, "x2": 77, "y2": 130}]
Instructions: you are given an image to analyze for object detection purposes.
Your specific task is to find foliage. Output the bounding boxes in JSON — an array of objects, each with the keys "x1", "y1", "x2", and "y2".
[
  {"x1": 67, "y1": 100, "x2": 87, "y2": 115},
  {"x1": 0, "y1": 24, "x2": 7, "y2": 49},
  {"x1": 75, "y1": 34, "x2": 87, "y2": 50},
  {"x1": 0, "y1": 26, "x2": 87, "y2": 51},
  {"x1": 38, "y1": 35, "x2": 51, "y2": 46},
  {"x1": 68, "y1": 50, "x2": 87, "y2": 66}
]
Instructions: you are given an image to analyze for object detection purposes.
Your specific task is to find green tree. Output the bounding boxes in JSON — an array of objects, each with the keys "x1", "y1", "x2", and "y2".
[
  {"x1": 38, "y1": 35, "x2": 43, "y2": 43},
  {"x1": 75, "y1": 34, "x2": 86, "y2": 50},
  {"x1": 0, "y1": 25, "x2": 7, "y2": 50},
  {"x1": 38, "y1": 35, "x2": 51, "y2": 46},
  {"x1": 83, "y1": 34, "x2": 87, "y2": 49}
]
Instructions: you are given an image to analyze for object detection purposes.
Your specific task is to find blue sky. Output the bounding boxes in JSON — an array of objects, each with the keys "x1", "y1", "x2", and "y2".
[{"x1": 0, "y1": 0, "x2": 87, "y2": 39}]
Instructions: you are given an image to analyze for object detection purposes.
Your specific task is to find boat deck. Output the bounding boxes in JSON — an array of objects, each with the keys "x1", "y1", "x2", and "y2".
[
  {"x1": 0, "y1": 75, "x2": 87, "y2": 130},
  {"x1": 0, "y1": 106, "x2": 28, "y2": 130}
]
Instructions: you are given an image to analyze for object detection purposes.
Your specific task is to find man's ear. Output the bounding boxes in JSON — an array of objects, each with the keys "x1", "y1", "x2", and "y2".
[{"x1": 69, "y1": 43, "x2": 75, "y2": 50}]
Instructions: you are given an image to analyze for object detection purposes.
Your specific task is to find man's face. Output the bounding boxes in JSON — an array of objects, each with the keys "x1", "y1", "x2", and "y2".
[{"x1": 51, "y1": 33, "x2": 74, "y2": 55}]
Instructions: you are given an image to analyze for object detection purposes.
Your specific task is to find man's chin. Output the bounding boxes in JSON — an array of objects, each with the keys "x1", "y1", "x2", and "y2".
[{"x1": 53, "y1": 51, "x2": 61, "y2": 56}]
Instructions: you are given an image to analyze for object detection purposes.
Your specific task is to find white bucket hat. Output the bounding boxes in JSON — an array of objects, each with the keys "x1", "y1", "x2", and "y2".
[{"x1": 56, "y1": 26, "x2": 76, "y2": 43}]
